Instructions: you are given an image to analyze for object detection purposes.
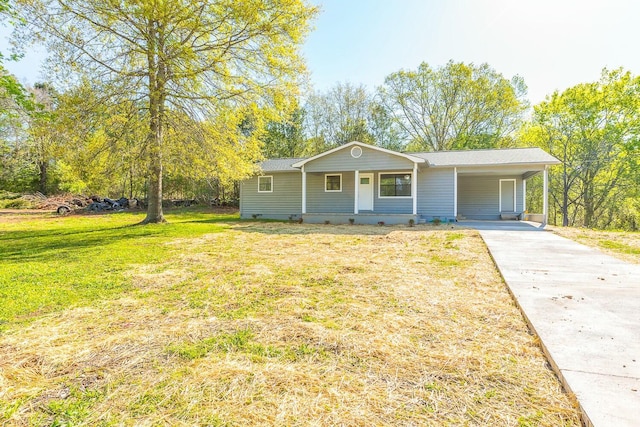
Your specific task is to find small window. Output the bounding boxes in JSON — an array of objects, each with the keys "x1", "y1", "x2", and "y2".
[
  {"x1": 379, "y1": 173, "x2": 412, "y2": 197},
  {"x1": 360, "y1": 177, "x2": 370, "y2": 185},
  {"x1": 325, "y1": 174, "x2": 342, "y2": 192},
  {"x1": 258, "y1": 176, "x2": 273, "y2": 193}
]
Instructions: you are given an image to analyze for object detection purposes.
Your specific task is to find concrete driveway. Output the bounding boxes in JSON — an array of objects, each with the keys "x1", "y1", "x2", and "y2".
[{"x1": 467, "y1": 224, "x2": 640, "y2": 427}]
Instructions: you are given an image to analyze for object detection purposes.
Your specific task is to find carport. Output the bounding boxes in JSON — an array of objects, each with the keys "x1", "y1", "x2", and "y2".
[{"x1": 433, "y1": 148, "x2": 561, "y2": 224}]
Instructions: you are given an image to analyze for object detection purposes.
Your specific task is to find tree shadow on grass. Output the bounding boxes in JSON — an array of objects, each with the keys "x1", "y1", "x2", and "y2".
[{"x1": 0, "y1": 211, "x2": 237, "y2": 263}]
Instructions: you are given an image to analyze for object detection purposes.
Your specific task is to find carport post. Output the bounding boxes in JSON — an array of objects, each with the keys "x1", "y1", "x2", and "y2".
[
  {"x1": 453, "y1": 167, "x2": 458, "y2": 218},
  {"x1": 301, "y1": 166, "x2": 307, "y2": 214},
  {"x1": 542, "y1": 166, "x2": 548, "y2": 225},
  {"x1": 522, "y1": 178, "x2": 527, "y2": 213},
  {"x1": 412, "y1": 163, "x2": 418, "y2": 215}
]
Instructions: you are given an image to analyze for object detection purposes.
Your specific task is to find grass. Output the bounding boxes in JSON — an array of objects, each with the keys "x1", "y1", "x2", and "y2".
[
  {"x1": 0, "y1": 209, "x2": 580, "y2": 426},
  {"x1": 549, "y1": 225, "x2": 640, "y2": 263}
]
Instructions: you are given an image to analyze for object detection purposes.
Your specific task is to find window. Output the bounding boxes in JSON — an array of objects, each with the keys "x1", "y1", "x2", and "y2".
[
  {"x1": 325, "y1": 174, "x2": 342, "y2": 192},
  {"x1": 258, "y1": 176, "x2": 273, "y2": 193},
  {"x1": 379, "y1": 173, "x2": 412, "y2": 197}
]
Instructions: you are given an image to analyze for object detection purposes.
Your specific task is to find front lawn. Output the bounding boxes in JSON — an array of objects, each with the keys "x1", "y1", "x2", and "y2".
[
  {"x1": 549, "y1": 225, "x2": 640, "y2": 264},
  {"x1": 0, "y1": 210, "x2": 580, "y2": 426}
]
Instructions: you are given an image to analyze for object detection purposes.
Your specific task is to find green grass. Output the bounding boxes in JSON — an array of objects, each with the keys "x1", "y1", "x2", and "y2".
[
  {"x1": 550, "y1": 226, "x2": 640, "y2": 263},
  {"x1": 599, "y1": 239, "x2": 640, "y2": 255},
  {"x1": 0, "y1": 210, "x2": 235, "y2": 329},
  {"x1": 0, "y1": 212, "x2": 581, "y2": 426}
]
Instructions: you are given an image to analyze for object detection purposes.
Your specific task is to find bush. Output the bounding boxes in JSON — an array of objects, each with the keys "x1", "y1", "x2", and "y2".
[
  {"x1": 0, "y1": 198, "x2": 35, "y2": 209},
  {"x1": 0, "y1": 191, "x2": 22, "y2": 200}
]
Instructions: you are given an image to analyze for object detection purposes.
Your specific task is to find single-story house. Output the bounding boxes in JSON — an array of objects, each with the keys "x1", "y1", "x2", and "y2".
[{"x1": 239, "y1": 141, "x2": 560, "y2": 225}]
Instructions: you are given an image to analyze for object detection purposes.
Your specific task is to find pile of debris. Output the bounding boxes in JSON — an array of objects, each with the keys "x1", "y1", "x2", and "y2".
[{"x1": 56, "y1": 195, "x2": 140, "y2": 215}]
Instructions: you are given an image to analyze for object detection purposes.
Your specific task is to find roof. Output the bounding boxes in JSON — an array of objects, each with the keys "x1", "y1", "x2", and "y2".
[
  {"x1": 411, "y1": 147, "x2": 561, "y2": 167},
  {"x1": 259, "y1": 147, "x2": 560, "y2": 172},
  {"x1": 259, "y1": 158, "x2": 305, "y2": 172},
  {"x1": 291, "y1": 141, "x2": 426, "y2": 168}
]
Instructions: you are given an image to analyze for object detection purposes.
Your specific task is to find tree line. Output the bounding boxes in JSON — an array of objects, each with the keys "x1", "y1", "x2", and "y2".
[{"x1": 1, "y1": 1, "x2": 638, "y2": 229}]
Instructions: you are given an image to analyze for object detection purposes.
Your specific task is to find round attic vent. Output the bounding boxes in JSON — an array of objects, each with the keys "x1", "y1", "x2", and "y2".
[{"x1": 351, "y1": 146, "x2": 363, "y2": 158}]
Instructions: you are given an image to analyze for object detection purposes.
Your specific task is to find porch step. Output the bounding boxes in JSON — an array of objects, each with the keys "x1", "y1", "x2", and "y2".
[{"x1": 500, "y1": 213, "x2": 519, "y2": 220}]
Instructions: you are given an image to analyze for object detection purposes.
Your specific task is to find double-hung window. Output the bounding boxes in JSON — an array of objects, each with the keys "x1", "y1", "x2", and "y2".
[
  {"x1": 325, "y1": 174, "x2": 342, "y2": 192},
  {"x1": 258, "y1": 176, "x2": 273, "y2": 193}
]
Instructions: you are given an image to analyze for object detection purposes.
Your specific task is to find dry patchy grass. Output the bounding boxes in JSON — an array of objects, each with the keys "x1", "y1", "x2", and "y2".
[
  {"x1": 0, "y1": 220, "x2": 580, "y2": 426},
  {"x1": 549, "y1": 225, "x2": 640, "y2": 264}
]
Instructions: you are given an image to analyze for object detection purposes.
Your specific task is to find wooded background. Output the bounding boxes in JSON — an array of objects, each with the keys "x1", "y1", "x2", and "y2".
[{"x1": 1, "y1": 1, "x2": 638, "y2": 229}]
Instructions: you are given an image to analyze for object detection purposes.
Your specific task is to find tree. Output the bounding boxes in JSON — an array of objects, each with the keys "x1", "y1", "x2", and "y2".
[
  {"x1": 260, "y1": 103, "x2": 306, "y2": 158},
  {"x1": 378, "y1": 61, "x2": 528, "y2": 151},
  {"x1": 522, "y1": 68, "x2": 640, "y2": 228},
  {"x1": 52, "y1": 79, "x2": 148, "y2": 196},
  {"x1": 13, "y1": 0, "x2": 317, "y2": 223},
  {"x1": 303, "y1": 82, "x2": 375, "y2": 152}
]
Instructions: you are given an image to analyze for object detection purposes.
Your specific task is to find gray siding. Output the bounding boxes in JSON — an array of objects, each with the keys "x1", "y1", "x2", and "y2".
[
  {"x1": 307, "y1": 172, "x2": 355, "y2": 213},
  {"x1": 304, "y1": 146, "x2": 415, "y2": 172},
  {"x1": 417, "y1": 167, "x2": 455, "y2": 217},
  {"x1": 240, "y1": 172, "x2": 302, "y2": 219},
  {"x1": 458, "y1": 175, "x2": 524, "y2": 220}
]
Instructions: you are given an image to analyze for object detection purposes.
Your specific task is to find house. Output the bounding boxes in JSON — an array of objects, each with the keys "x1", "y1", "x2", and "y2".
[{"x1": 239, "y1": 141, "x2": 560, "y2": 225}]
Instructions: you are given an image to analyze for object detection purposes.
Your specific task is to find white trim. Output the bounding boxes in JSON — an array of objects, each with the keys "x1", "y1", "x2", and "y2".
[
  {"x1": 378, "y1": 171, "x2": 413, "y2": 199},
  {"x1": 324, "y1": 173, "x2": 342, "y2": 192},
  {"x1": 291, "y1": 141, "x2": 427, "y2": 168},
  {"x1": 522, "y1": 178, "x2": 527, "y2": 212},
  {"x1": 257, "y1": 175, "x2": 273, "y2": 193},
  {"x1": 412, "y1": 163, "x2": 418, "y2": 215},
  {"x1": 354, "y1": 170, "x2": 359, "y2": 214},
  {"x1": 301, "y1": 166, "x2": 306, "y2": 214},
  {"x1": 453, "y1": 167, "x2": 458, "y2": 218},
  {"x1": 351, "y1": 146, "x2": 363, "y2": 158},
  {"x1": 499, "y1": 179, "x2": 517, "y2": 212}
]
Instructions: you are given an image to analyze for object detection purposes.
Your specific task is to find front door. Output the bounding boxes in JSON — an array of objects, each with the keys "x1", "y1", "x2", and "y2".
[
  {"x1": 358, "y1": 173, "x2": 374, "y2": 211},
  {"x1": 500, "y1": 179, "x2": 516, "y2": 212}
]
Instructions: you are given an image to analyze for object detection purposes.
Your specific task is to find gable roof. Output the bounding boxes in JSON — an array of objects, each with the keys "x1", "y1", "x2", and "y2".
[
  {"x1": 411, "y1": 147, "x2": 560, "y2": 167},
  {"x1": 258, "y1": 146, "x2": 560, "y2": 173},
  {"x1": 291, "y1": 141, "x2": 426, "y2": 168}
]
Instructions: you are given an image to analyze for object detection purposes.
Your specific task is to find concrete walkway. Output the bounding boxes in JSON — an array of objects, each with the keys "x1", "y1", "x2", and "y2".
[{"x1": 470, "y1": 224, "x2": 640, "y2": 427}]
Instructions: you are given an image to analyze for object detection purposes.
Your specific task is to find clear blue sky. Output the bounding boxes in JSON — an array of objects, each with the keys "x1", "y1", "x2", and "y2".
[
  {"x1": 3, "y1": 0, "x2": 640, "y2": 105},
  {"x1": 303, "y1": 0, "x2": 640, "y2": 104}
]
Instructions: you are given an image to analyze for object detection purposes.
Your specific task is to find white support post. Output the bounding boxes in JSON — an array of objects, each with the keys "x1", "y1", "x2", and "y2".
[
  {"x1": 543, "y1": 166, "x2": 549, "y2": 225},
  {"x1": 354, "y1": 170, "x2": 359, "y2": 214},
  {"x1": 412, "y1": 163, "x2": 418, "y2": 215},
  {"x1": 523, "y1": 178, "x2": 527, "y2": 213},
  {"x1": 453, "y1": 167, "x2": 458, "y2": 219},
  {"x1": 301, "y1": 166, "x2": 307, "y2": 214}
]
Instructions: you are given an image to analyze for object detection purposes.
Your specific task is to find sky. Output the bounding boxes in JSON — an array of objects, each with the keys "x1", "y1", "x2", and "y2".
[{"x1": 2, "y1": 0, "x2": 640, "y2": 105}]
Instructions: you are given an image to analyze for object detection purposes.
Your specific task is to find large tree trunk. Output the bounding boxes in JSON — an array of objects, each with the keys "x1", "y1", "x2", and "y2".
[
  {"x1": 144, "y1": 154, "x2": 164, "y2": 223},
  {"x1": 142, "y1": 18, "x2": 166, "y2": 224}
]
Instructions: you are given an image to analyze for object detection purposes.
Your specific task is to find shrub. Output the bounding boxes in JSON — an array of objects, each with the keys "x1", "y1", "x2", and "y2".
[{"x1": 0, "y1": 198, "x2": 35, "y2": 209}]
